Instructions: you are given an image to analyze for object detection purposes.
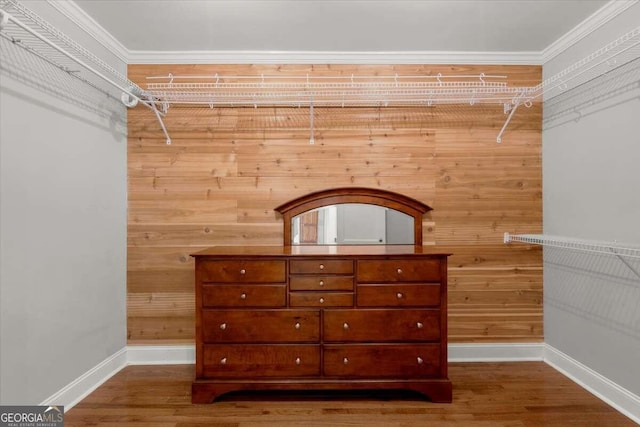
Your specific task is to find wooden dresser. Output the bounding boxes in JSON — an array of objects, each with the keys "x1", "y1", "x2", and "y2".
[{"x1": 192, "y1": 245, "x2": 452, "y2": 403}]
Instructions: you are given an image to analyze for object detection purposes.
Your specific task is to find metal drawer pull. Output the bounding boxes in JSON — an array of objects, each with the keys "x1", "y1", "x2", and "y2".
[
  {"x1": 319, "y1": 297, "x2": 325, "y2": 304},
  {"x1": 343, "y1": 322, "x2": 349, "y2": 330},
  {"x1": 220, "y1": 357, "x2": 227, "y2": 365},
  {"x1": 295, "y1": 357, "x2": 301, "y2": 365},
  {"x1": 319, "y1": 280, "x2": 324, "y2": 286},
  {"x1": 294, "y1": 322, "x2": 301, "y2": 329},
  {"x1": 396, "y1": 292, "x2": 404, "y2": 299},
  {"x1": 240, "y1": 293, "x2": 247, "y2": 300},
  {"x1": 397, "y1": 268, "x2": 403, "y2": 274},
  {"x1": 416, "y1": 322, "x2": 424, "y2": 329},
  {"x1": 219, "y1": 323, "x2": 227, "y2": 330},
  {"x1": 319, "y1": 264, "x2": 325, "y2": 270},
  {"x1": 240, "y1": 269, "x2": 246, "y2": 275},
  {"x1": 417, "y1": 357, "x2": 423, "y2": 365},
  {"x1": 343, "y1": 357, "x2": 349, "y2": 365}
]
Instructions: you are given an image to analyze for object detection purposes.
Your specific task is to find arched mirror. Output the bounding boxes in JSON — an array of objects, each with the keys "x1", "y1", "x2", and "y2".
[{"x1": 274, "y1": 187, "x2": 432, "y2": 246}]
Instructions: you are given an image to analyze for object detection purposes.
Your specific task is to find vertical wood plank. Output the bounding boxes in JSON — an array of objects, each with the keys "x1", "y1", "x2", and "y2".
[{"x1": 127, "y1": 64, "x2": 542, "y2": 344}]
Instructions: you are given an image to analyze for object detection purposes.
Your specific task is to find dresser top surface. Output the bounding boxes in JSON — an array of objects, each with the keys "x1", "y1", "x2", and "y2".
[{"x1": 191, "y1": 245, "x2": 451, "y2": 258}]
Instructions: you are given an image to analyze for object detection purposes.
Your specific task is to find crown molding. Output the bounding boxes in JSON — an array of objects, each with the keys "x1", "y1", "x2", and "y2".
[
  {"x1": 46, "y1": 0, "x2": 129, "y2": 64},
  {"x1": 47, "y1": 0, "x2": 636, "y2": 67},
  {"x1": 127, "y1": 50, "x2": 541, "y2": 65},
  {"x1": 541, "y1": 0, "x2": 639, "y2": 64},
  {"x1": 43, "y1": 1, "x2": 542, "y2": 65}
]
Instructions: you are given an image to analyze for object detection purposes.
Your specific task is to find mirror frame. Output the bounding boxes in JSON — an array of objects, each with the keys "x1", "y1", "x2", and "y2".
[{"x1": 274, "y1": 187, "x2": 432, "y2": 246}]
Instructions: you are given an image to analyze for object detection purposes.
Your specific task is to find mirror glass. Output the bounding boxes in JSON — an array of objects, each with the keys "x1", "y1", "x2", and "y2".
[{"x1": 291, "y1": 203, "x2": 414, "y2": 245}]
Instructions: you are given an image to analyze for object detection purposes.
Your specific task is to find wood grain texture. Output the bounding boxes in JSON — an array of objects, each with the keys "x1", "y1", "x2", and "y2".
[
  {"x1": 64, "y1": 363, "x2": 636, "y2": 427},
  {"x1": 127, "y1": 64, "x2": 542, "y2": 344}
]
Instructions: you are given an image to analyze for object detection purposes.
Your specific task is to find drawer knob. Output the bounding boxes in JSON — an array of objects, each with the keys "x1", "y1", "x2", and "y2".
[
  {"x1": 396, "y1": 292, "x2": 404, "y2": 299},
  {"x1": 219, "y1": 323, "x2": 227, "y2": 330},
  {"x1": 220, "y1": 357, "x2": 227, "y2": 365},
  {"x1": 343, "y1": 322, "x2": 349, "y2": 330},
  {"x1": 294, "y1": 322, "x2": 301, "y2": 330},
  {"x1": 417, "y1": 356, "x2": 424, "y2": 365},
  {"x1": 397, "y1": 268, "x2": 403, "y2": 274},
  {"x1": 343, "y1": 357, "x2": 349, "y2": 365},
  {"x1": 240, "y1": 269, "x2": 246, "y2": 275},
  {"x1": 295, "y1": 357, "x2": 301, "y2": 365},
  {"x1": 319, "y1": 264, "x2": 325, "y2": 270},
  {"x1": 319, "y1": 280, "x2": 325, "y2": 287},
  {"x1": 319, "y1": 297, "x2": 325, "y2": 304},
  {"x1": 240, "y1": 293, "x2": 247, "y2": 300},
  {"x1": 416, "y1": 322, "x2": 424, "y2": 329}
]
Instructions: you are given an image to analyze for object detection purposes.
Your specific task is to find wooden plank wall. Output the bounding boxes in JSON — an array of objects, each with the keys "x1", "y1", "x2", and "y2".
[{"x1": 127, "y1": 64, "x2": 542, "y2": 344}]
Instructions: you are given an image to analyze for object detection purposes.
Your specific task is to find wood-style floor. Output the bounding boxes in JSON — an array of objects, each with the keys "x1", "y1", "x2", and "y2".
[{"x1": 65, "y1": 363, "x2": 636, "y2": 427}]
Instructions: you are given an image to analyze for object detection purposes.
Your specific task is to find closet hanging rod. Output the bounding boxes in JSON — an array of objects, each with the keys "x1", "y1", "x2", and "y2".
[
  {"x1": 145, "y1": 84, "x2": 530, "y2": 106},
  {"x1": 147, "y1": 81, "x2": 511, "y2": 90},
  {"x1": 145, "y1": 88, "x2": 526, "y2": 99},
  {"x1": 146, "y1": 73, "x2": 509, "y2": 83}
]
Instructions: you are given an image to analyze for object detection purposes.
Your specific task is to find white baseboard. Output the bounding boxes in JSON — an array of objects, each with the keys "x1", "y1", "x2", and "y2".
[
  {"x1": 127, "y1": 344, "x2": 195, "y2": 365},
  {"x1": 46, "y1": 342, "x2": 640, "y2": 424},
  {"x1": 449, "y1": 343, "x2": 544, "y2": 362},
  {"x1": 40, "y1": 347, "x2": 127, "y2": 410},
  {"x1": 125, "y1": 343, "x2": 547, "y2": 365},
  {"x1": 544, "y1": 344, "x2": 640, "y2": 424}
]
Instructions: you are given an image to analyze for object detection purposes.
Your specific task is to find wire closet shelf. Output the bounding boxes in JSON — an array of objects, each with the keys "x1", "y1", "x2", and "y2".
[
  {"x1": 0, "y1": 0, "x2": 173, "y2": 140},
  {"x1": 1, "y1": 0, "x2": 639, "y2": 144},
  {"x1": 0, "y1": 0, "x2": 144, "y2": 105},
  {"x1": 145, "y1": 72, "x2": 526, "y2": 107},
  {"x1": 504, "y1": 233, "x2": 640, "y2": 260}
]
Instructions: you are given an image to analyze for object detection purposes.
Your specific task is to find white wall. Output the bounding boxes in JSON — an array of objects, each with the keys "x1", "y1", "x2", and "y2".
[
  {"x1": 0, "y1": 1, "x2": 127, "y2": 404},
  {"x1": 543, "y1": 3, "x2": 640, "y2": 396}
]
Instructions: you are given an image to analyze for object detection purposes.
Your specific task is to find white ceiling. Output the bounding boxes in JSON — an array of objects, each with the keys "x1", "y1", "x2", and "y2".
[{"x1": 73, "y1": 0, "x2": 608, "y2": 54}]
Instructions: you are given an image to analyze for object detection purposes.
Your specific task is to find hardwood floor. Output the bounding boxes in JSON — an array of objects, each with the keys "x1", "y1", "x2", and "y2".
[{"x1": 65, "y1": 363, "x2": 636, "y2": 426}]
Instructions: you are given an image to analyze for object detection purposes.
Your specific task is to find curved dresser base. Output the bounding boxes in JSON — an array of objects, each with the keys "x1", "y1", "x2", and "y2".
[{"x1": 192, "y1": 379, "x2": 453, "y2": 403}]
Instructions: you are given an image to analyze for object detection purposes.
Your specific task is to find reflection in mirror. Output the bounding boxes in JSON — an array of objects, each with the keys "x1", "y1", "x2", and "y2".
[{"x1": 291, "y1": 203, "x2": 414, "y2": 245}]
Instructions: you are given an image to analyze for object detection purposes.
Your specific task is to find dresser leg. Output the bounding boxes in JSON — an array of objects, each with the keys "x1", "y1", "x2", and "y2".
[
  {"x1": 409, "y1": 380, "x2": 453, "y2": 403},
  {"x1": 192, "y1": 382, "x2": 230, "y2": 404}
]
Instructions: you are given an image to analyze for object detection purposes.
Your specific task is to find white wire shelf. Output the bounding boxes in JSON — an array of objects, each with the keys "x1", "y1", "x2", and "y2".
[
  {"x1": 141, "y1": 26, "x2": 640, "y2": 143},
  {"x1": 145, "y1": 73, "x2": 529, "y2": 107},
  {"x1": 533, "y1": 25, "x2": 640, "y2": 103},
  {"x1": 0, "y1": 0, "x2": 143, "y2": 102},
  {"x1": 1, "y1": 0, "x2": 639, "y2": 145},
  {"x1": 0, "y1": 0, "x2": 172, "y2": 143},
  {"x1": 504, "y1": 233, "x2": 640, "y2": 260},
  {"x1": 144, "y1": 24, "x2": 640, "y2": 110},
  {"x1": 543, "y1": 55, "x2": 640, "y2": 129},
  {"x1": 144, "y1": 72, "x2": 535, "y2": 142}
]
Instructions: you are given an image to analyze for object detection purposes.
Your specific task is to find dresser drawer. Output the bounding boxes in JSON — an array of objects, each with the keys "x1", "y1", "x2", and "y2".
[
  {"x1": 357, "y1": 284, "x2": 440, "y2": 307},
  {"x1": 203, "y1": 344, "x2": 320, "y2": 378},
  {"x1": 290, "y1": 275, "x2": 354, "y2": 291},
  {"x1": 202, "y1": 285, "x2": 285, "y2": 307},
  {"x1": 357, "y1": 259, "x2": 441, "y2": 282},
  {"x1": 199, "y1": 260, "x2": 286, "y2": 283},
  {"x1": 290, "y1": 259, "x2": 354, "y2": 275},
  {"x1": 202, "y1": 310, "x2": 320, "y2": 343},
  {"x1": 324, "y1": 309, "x2": 440, "y2": 342},
  {"x1": 289, "y1": 292, "x2": 353, "y2": 307},
  {"x1": 323, "y1": 344, "x2": 441, "y2": 378}
]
